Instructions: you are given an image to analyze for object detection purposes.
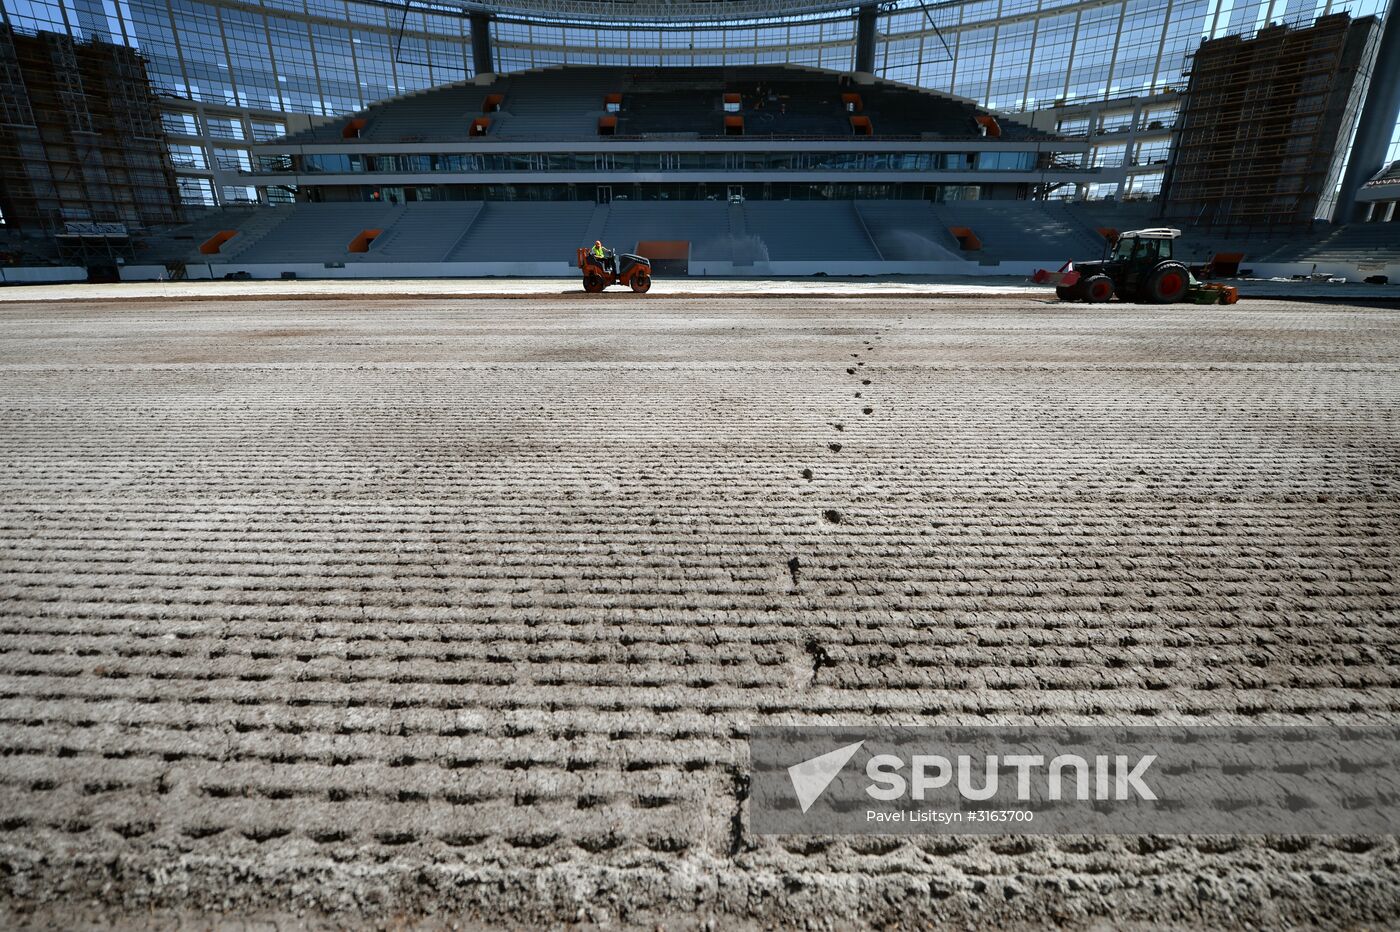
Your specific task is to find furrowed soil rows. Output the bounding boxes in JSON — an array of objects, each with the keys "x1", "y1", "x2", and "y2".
[{"x1": 1, "y1": 295, "x2": 1398, "y2": 929}]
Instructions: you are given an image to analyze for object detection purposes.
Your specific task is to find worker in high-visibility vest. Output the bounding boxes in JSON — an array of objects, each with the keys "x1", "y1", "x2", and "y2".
[{"x1": 590, "y1": 239, "x2": 613, "y2": 274}]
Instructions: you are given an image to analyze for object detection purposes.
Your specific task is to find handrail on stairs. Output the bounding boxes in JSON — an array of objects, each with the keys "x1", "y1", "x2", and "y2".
[
  {"x1": 440, "y1": 203, "x2": 488, "y2": 260},
  {"x1": 851, "y1": 200, "x2": 884, "y2": 261}
]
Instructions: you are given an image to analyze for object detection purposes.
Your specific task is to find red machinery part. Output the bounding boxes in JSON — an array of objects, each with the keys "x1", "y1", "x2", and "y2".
[{"x1": 1031, "y1": 260, "x2": 1080, "y2": 287}]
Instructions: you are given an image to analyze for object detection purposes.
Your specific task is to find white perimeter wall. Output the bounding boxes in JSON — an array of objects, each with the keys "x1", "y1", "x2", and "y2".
[
  {"x1": 187, "y1": 259, "x2": 1055, "y2": 279},
  {"x1": 0, "y1": 267, "x2": 87, "y2": 284},
  {"x1": 185, "y1": 259, "x2": 1400, "y2": 281},
  {"x1": 8, "y1": 259, "x2": 1396, "y2": 283}
]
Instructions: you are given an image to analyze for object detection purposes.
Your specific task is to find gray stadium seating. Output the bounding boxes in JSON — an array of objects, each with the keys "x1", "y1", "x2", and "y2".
[
  {"x1": 854, "y1": 201, "x2": 963, "y2": 260},
  {"x1": 932, "y1": 201, "x2": 1105, "y2": 262},
  {"x1": 146, "y1": 197, "x2": 1399, "y2": 273},
  {"x1": 273, "y1": 65, "x2": 1045, "y2": 145},
  {"x1": 359, "y1": 202, "x2": 484, "y2": 262},
  {"x1": 134, "y1": 206, "x2": 263, "y2": 263},
  {"x1": 444, "y1": 201, "x2": 596, "y2": 262},
  {"x1": 280, "y1": 83, "x2": 508, "y2": 145},
  {"x1": 1245, "y1": 222, "x2": 1400, "y2": 268},
  {"x1": 490, "y1": 68, "x2": 618, "y2": 140},
  {"x1": 600, "y1": 200, "x2": 731, "y2": 259},
  {"x1": 742, "y1": 201, "x2": 882, "y2": 261},
  {"x1": 225, "y1": 203, "x2": 407, "y2": 263}
]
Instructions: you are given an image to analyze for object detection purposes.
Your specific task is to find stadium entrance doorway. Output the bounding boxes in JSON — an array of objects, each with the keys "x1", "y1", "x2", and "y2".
[{"x1": 597, "y1": 185, "x2": 613, "y2": 203}]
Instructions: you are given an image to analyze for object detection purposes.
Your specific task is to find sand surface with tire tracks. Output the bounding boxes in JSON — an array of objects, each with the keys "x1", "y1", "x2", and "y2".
[{"x1": 0, "y1": 294, "x2": 1398, "y2": 929}]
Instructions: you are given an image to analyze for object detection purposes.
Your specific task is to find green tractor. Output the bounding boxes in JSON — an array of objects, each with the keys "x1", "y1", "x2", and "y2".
[{"x1": 1032, "y1": 228, "x2": 1239, "y2": 304}]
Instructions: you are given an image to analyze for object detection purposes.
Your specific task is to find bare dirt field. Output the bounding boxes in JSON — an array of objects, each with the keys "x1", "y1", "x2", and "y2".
[{"x1": 1, "y1": 294, "x2": 1398, "y2": 930}]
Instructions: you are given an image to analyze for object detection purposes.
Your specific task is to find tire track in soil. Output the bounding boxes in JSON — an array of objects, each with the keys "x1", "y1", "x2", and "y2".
[{"x1": 2, "y1": 297, "x2": 1399, "y2": 928}]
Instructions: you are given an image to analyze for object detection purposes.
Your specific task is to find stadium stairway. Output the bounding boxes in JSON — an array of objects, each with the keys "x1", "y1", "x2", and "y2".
[
  {"x1": 854, "y1": 201, "x2": 962, "y2": 261},
  {"x1": 133, "y1": 207, "x2": 263, "y2": 264},
  {"x1": 196, "y1": 207, "x2": 299, "y2": 263},
  {"x1": 444, "y1": 201, "x2": 596, "y2": 263},
  {"x1": 600, "y1": 200, "x2": 730, "y2": 260},
  {"x1": 359, "y1": 202, "x2": 484, "y2": 262},
  {"x1": 1055, "y1": 203, "x2": 1115, "y2": 257},
  {"x1": 583, "y1": 204, "x2": 610, "y2": 249},
  {"x1": 727, "y1": 203, "x2": 751, "y2": 266},
  {"x1": 743, "y1": 201, "x2": 882, "y2": 261},
  {"x1": 491, "y1": 68, "x2": 616, "y2": 139}
]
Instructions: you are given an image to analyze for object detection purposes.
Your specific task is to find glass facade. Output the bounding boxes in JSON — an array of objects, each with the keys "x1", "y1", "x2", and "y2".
[
  {"x1": 3, "y1": 0, "x2": 1396, "y2": 201},
  {"x1": 286, "y1": 150, "x2": 1041, "y2": 174},
  {"x1": 309, "y1": 180, "x2": 998, "y2": 201},
  {"x1": 877, "y1": 0, "x2": 1389, "y2": 109},
  {"x1": 492, "y1": 17, "x2": 858, "y2": 72},
  {"x1": 1, "y1": 0, "x2": 475, "y2": 113},
  {"x1": 2, "y1": 0, "x2": 1390, "y2": 122}
]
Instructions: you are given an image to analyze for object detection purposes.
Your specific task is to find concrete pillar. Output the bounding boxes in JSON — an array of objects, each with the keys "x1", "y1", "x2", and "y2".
[
  {"x1": 855, "y1": 4, "x2": 878, "y2": 75},
  {"x1": 470, "y1": 11, "x2": 494, "y2": 76},
  {"x1": 1335, "y1": 0, "x2": 1400, "y2": 222}
]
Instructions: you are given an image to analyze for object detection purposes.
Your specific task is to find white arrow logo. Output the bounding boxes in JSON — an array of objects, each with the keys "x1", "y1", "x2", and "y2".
[{"x1": 788, "y1": 741, "x2": 864, "y2": 813}]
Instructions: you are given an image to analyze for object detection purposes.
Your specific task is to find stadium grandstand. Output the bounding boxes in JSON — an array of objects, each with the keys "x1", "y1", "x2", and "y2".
[{"x1": 0, "y1": 0, "x2": 1397, "y2": 280}]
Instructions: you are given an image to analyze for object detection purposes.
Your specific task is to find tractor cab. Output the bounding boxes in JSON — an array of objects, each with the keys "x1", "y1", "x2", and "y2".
[
  {"x1": 1088, "y1": 228, "x2": 1185, "y2": 300},
  {"x1": 1108, "y1": 228, "x2": 1176, "y2": 264}
]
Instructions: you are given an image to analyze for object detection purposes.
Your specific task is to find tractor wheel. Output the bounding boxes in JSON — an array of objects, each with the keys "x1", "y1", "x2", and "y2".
[
  {"x1": 1054, "y1": 285, "x2": 1076, "y2": 301},
  {"x1": 1070, "y1": 278, "x2": 1092, "y2": 302},
  {"x1": 1141, "y1": 261, "x2": 1190, "y2": 303},
  {"x1": 583, "y1": 272, "x2": 607, "y2": 293},
  {"x1": 1083, "y1": 274, "x2": 1115, "y2": 303},
  {"x1": 630, "y1": 273, "x2": 652, "y2": 294}
]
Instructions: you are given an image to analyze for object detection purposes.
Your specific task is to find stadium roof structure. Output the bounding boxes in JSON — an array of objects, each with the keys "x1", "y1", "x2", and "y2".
[
  {"x1": 434, "y1": 0, "x2": 871, "y2": 23},
  {"x1": 1357, "y1": 159, "x2": 1400, "y2": 201}
]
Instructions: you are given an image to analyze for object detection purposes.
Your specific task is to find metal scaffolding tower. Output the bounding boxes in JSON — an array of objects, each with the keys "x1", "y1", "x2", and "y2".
[
  {"x1": 1159, "y1": 13, "x2": 1379, "y2": 231},
  {"x1": 0, "y1": 26, "x2": 182, "y2": 253}
]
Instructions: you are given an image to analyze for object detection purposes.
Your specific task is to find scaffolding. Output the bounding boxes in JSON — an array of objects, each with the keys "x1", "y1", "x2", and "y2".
[
  {"x1": 1159, "y1": 13, "x2": 1378, "y2": 231},
  {"x1": 0, "y1": 26, "x2": 182, "y2": 255},
  {"x1": 0, "y1": 27, "x2": 35, "y2": 126}
]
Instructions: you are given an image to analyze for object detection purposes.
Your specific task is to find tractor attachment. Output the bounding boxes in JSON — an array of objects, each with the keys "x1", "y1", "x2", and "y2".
[{"x1": 1030, "y1": 261, "x2": 1084, "y2": 300}]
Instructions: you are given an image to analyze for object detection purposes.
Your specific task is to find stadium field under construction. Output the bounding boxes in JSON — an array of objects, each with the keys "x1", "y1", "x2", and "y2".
[{"x1": 0, "y1": 284, "x2": 1397, "y2": 928}]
